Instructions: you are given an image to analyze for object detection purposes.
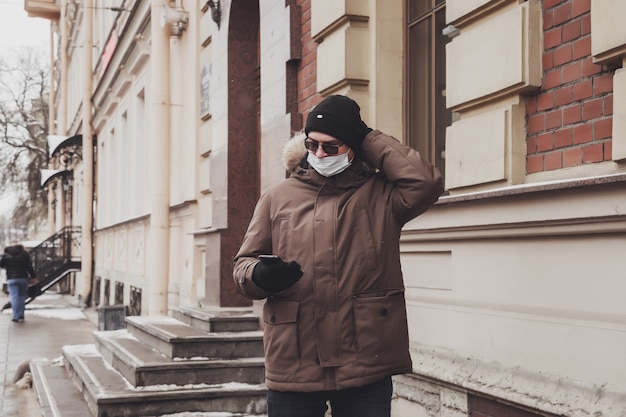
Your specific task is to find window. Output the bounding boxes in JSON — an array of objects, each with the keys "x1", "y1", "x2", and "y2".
[{"x1": 406, "y1": 0, "x2": 451, "y2": 179}]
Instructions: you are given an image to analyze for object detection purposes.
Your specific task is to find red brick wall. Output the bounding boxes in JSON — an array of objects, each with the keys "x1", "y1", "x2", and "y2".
[
  {"x1": 297, "y1": 0, "x2": 322, "y2": 117},
  {"x1": 526, "y1": 0, "x2": 614, "y2": 174}
]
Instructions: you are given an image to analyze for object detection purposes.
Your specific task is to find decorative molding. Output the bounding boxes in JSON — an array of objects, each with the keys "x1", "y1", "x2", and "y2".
[
  {"x1": 591, "y1": 0, "x2": 626, "y2": 65},
  {"x1": 311, "y1": 15, "x2": 368, "y2": 43},
  {"x1": 447, "y1": 0, "x2": 517, "y2": 28},
  {"x1": 318, "y1": 78, "x2": 369, "y2": 97},
  {"x1": 402, "y1": 173, "x2": 626, "y2": 240},
  {"x1": 592, "y1": 45, "x2": 626, "y2": 66},
  {"x1": 401, "y1": 215, "x2": 626, "y2": 242}
]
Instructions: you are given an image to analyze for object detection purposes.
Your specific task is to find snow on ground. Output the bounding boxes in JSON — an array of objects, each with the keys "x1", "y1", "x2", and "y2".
[
  {"x1": 25, "y1": 307, "x2": 86, "y2": 320},
  {"x1": 32, "y1": 293, "x2": 64, "y2": 301},
  {"x1": 1, "y1": 293, "x2": 86, "y2": 320}
]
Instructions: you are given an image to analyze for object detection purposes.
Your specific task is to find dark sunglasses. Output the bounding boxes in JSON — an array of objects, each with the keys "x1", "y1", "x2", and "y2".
[{"x1": 304, "y1": 138, "x2": 345, "y2": 155}]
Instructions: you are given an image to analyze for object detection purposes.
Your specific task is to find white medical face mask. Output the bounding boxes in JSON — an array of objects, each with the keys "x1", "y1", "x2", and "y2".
[{"x1": 307, "y1": 152, "x2": 352, "y2": 177}]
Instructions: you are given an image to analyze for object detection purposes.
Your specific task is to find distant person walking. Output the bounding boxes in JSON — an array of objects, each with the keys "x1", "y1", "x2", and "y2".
[{"x1": 0, "y1": 241, "x2": 37, "y2": 322}]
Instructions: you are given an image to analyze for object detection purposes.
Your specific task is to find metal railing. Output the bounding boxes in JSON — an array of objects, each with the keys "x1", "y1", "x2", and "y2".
[
  {"x1": 2, "y1": 226, "x2": 82, "y2": 311},
  {"x1": 30, "y1": 226, "x2": 81, "y2": 282}
]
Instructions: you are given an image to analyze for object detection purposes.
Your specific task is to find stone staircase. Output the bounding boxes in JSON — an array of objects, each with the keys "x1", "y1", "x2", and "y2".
[{"x1": 30, "y1": 306, "x2": 268, "y2": 417}]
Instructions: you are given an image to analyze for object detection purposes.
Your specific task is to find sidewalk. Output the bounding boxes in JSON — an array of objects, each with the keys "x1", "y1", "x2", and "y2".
[{"x1": 0, "y1": 291, "x2": 98, "y2": 417}]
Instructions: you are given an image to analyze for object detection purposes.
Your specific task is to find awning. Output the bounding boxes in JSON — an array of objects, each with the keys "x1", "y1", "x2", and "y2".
[
  {"x1": 47, "y1": 134, "x2": 82, "y2": 159},
  {"x1": 40, "y1": 169, "x2": 71, "y2": 188}
]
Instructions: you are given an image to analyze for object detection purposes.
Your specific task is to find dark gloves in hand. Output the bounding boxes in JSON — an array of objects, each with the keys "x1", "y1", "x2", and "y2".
[{"x1": 252, "y1": 260, "x2": 303, "y2": 293}]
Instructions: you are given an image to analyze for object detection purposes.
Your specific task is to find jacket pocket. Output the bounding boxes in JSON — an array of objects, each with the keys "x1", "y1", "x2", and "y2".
[
  {"x1": 352, "y1": 289, "x2": 409, "y2": 367},
  {"x1": 263, "y1": 299, "x2": 301, "y2": 374}
]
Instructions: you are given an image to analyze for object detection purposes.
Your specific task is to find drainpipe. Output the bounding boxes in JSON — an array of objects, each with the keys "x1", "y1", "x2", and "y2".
[
  {"x1": 57, "y1": 0, "x2": 69, "y2": 233},
  {"x1": 80, "y1": 0, "x2": 94, "y2": 305},
  {"x1": 59, "y1": 0, "x2": 68, "y2": 136},
  {"x1": 48, "y1": 20, "x2": 56, "y2": 236},
  {"x1": 148, "y1": 0, "x2": 171, "y2": 315}
]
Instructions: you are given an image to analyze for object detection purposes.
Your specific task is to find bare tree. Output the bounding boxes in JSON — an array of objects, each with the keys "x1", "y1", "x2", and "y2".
[{"x1": 0, "y1": 47, "x2": 49, "y2": 242}]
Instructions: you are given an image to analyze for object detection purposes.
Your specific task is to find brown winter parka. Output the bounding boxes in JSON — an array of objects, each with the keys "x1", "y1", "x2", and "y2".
[{"x1": 233, "y1": 130, "x2": 444, "y2": 392}]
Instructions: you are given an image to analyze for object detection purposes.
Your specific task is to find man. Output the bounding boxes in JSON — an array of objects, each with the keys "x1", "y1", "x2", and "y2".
[
  {"x1": 1, "y1": 241, "x2": 37, "y2": 322},
  {"x1": 233, "y1": 95, "x2": 444, "y2": 417}
]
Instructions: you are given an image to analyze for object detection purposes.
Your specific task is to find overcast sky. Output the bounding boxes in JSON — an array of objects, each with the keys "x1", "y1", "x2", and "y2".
[
  {"x1": 0, "y1": 0, "x2": 51, "y2": 52},
  {"x1": 0, "y1": 2, "x2": 50, "y2": 217}
]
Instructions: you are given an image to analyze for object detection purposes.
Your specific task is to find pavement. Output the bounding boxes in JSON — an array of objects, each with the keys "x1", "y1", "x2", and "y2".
[{"x1": 0, "y1": 290, "x2": 98, "y2": 417}]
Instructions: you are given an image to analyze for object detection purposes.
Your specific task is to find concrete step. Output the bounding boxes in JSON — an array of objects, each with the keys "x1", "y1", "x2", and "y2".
[
  {"x1": 126, "y1": 316, "x2": 264, "y2": 360},
  {"x1": 94, "y1": 329, "x2": 265, "y2": 386},
  {"x1": 63, "y1": 344, "x2": 267, "y2": 417},
  {"x1": 172, "y1": 306, "x2": 260, "y2": 333},
  {"x1": 30, "y1": 358, "x2": 93, "y2": 417}
]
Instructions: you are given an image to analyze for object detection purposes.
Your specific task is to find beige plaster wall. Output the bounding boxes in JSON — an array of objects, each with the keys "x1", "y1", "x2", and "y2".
[
  {"x1": 93, "y1": 220, "x2": 147, "y2": 307},
  {"x1": 447, "y1": 0, "x2": 501, "y2": 24},
  {"x1": 207, "y1": 1, "x2": 229, "y2": 231},
  {"x1": 310, "y1": 0, "x2": 368, "y2": 39},
  {"x1": 197, "y1": 123, "x2": 213, "y2": 228},
  {"x1": 194, "y1": 1, "x2": 230, "y2": 308},
  {"x1": 316, "y1": 22, "x2": 370, "y2": 94},
  {"x1": 311, "y1": 0, "x2": 403, "y2": 142},
  {"x1": 590, "y1": 0, "x2": 626, "y2": 64},
  {"x1": 444, "y1": 0, "x2": 541, "y2": 191},
  {"x1": 445, "y1": 102, "x2": 525, "y2": 189},
  {"x1": 88, "y1": 1, "x2": 206, "y2": 312},
  {"x1": 259, "y1": 0, "x2": 293, "y2": 192},
  {"x1": 400, "y1": 183, "x2": 626, "y2": 415},
  {"x1": 590, "y1": 1, "x2": 626, "y2": 164},
  {"x1": 197, "y1": 10, "x2": 213, "y2": 230},
  {"x1": 614, "y1": 67, "x2": 626, "y2": 161},
  {"x1": 371, "y1": 0, "x2": 403, "y2": 140},
  {"x1": 153, "y1": 0, "x2": 205, "y2": 310},
  {"x1": 169, "y1": 10, "x2": 201, "y2": 207},
  {"x1": 446, "y1": 108, "x2": 507, "y2": 187},
  {"x1": 168, "y1": 205, "x2": 202, "y2": 308},
  {"x1": 91, "y1": 4, "x2": 151, "y2": 229},
  {"x1": 446, "y1": 1, "x2": 541, "y2": 110}
]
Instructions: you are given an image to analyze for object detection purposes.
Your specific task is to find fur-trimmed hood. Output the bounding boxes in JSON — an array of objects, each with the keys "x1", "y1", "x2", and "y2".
[{"x1": 281, "y1": 131, "x2": 308, "y2": 172}]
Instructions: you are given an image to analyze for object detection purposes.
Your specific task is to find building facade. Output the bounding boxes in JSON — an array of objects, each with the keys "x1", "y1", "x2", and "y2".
[{"x1": 25, "y1": 0, "x2": 626, "y2": 416}]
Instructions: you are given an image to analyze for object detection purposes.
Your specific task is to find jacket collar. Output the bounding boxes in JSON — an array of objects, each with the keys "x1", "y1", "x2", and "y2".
[{"x1": 282, "y1": 131, "x2": 373, "y2": 189}]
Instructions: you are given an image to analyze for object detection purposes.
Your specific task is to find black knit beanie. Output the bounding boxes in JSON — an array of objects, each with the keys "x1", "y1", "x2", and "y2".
[{"x1": 305, "y1": 95, "x2": 368, "y2": 154}]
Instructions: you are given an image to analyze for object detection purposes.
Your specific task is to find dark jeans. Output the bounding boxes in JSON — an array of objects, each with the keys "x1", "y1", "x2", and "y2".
[{"x1": 267, "y1": 376, "x2": 392, "y2": 417}]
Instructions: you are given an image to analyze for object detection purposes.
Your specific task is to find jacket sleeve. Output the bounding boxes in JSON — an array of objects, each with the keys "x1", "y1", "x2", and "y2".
[
  {"x1": 360, "y1": 130, "x2": 444, "y2": 225},
  {"x1": 232, "y1": 192, "x2": 274, "y2": 300}
]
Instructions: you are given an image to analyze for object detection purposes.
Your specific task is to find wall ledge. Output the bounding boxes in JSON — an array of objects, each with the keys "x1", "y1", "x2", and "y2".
[{"x1": 439, "y1": 173, "x2": 626, "y2": 204}]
